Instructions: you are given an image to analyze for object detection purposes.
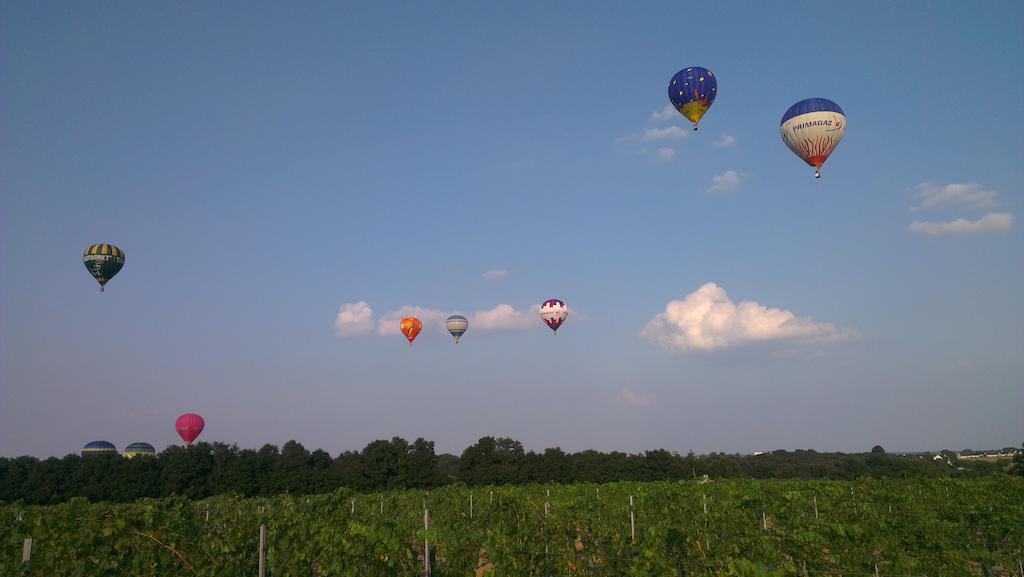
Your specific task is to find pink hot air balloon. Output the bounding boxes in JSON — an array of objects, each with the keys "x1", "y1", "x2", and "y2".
[{"x1": 175, "y1": 413, "x2": 205, "y2": 445}]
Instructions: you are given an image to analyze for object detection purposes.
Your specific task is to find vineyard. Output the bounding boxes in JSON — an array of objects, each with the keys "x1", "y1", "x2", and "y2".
[{"x1": 2, "y1": 477, "x2": 1022, "y2": 576}]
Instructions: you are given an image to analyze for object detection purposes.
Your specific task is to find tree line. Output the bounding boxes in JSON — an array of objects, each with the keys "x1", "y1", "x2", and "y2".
[{"x1": 1, "y1": 437, "x2": 1018, "y2": 504}]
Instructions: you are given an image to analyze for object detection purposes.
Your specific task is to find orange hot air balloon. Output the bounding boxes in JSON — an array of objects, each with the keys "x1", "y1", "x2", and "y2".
[{"x1": 400, "y1": 317, "x2": 422, "y2": 345}]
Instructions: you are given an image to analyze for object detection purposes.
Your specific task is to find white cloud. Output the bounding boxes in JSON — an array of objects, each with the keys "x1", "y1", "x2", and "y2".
[
  {"x1": 656, "y1": 147, "x2": 676, "y2": 161},
  {"x1": 483, "y1": 269, "x2": 510, "y2": 280},
  {"x1": 470, "y1": 304, "x2": 538, "y2": 332},
  {"x1": 912, "y1": 182, "x2": 1000, "y2": 211},
  {"x1": 713, "y1": 134, "x2": 737, "y2": 148},
  {"x1": 908, "y1": 212, "x2": 1014, "y2": 235},
  {"x1": 336, "y1": 302, "x2": 541, "y2": 338},
  {"x1": 641, "y1": 125, "x2": 688, "y2": 142},
  {"x1": 334, "y1": 301, "x2": 375, "y2": 336},
  {"x1": 708, "y1": 170, "x2": 741, "y2": 193},
  {"x1": 376, "y1": 306, "x2": 448, "y2": 336},
  {"x1": 650, "y1": 104, "x2": 678, "y2": 122},
  {"x1": 620, "y1": 387, "x2": 656, "y2": 407},
  {"x1": 641, "y1": 283, "x2": 855, "y2": 352}
]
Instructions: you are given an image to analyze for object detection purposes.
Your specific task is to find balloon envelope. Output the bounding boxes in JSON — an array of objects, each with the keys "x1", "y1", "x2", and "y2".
[
  {"x1": 400, "y1": 317, "x2": 422, "y2": 344},
  {"x1": 668, "y1": 67, "x2": 717, "y2": 130},
  {"x1": 82, "y1": 440, "x2": 117, "y2": 457},
  {"x1": 539, "y1": 299, "x2": 568, "y2": 333},
  {"x1": 446, "y1": 315, "x2": 468, "y2": 343},
  {"x1": 123, "y1": 442, "x2": 156, "y2": 459},
  {"x1": 83, "y1": 244, "x2": 125, "y2": 292},
  {"x1": 780, "y1": 98, "x2": 846, "y2": 177},
  {"x1": 175, "y1": 413, "x2": 205, "y2": 444}
]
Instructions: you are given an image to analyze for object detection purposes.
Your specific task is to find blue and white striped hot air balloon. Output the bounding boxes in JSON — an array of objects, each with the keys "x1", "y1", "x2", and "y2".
[
  {"x1": 780, "y1": 98, "x2": 846, "y2": 178},
  {"x1": 446, "y1": 315, "x2": 469, "y2": 343}
]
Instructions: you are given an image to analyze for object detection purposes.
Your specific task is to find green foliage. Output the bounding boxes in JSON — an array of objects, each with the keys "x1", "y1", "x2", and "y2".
[
  {"x1": 1, "y1": 478, "x2": 1021, "y2": 576},
  {"x1": 2, "y1": 438, "x2": 984, "y2": 505},
  {"x1": 725, "y1": 559, "x2": 785, "y2": 577}
]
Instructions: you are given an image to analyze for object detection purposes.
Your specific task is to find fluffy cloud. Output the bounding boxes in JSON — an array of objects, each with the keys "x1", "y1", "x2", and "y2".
[
  {"x1": 641, "y1": 283, "x2": 854, "y2": 352},
  {"x1": 376, "y1": 306, "x2": 448, "y2": 336},
  {"x1": 620, "y1": 387, "x2": 656, "y2": 407},
  {"x1": 708, "y1": 170, "x2": 741, "y2": 193},
  {"x1": 336, "y1": 302, "x2": 540, "y2": 338},
  {"x1": 912, "y1": 182, "x2": 1000, "y2": 211},
  {"x1": 617, "y1": 106, "x2": 687, "y2": 159},
  {"x1": 908, "y1": 212, "x2": 1014, "y2": 235},
  {"x1": 334, "y1": 302, "x2": 375, "y2": 336},
  {"x1": 649, "y1": 104, "x2": 678, "y2": 122},
  {"x1": 642, "y1": 126, "x2": 688, "y2": 142},
  {"x1": 470, "y1": 304, "x2": 538, "y2": 331},
  {"x1": 483, "y1": 269, "x2": 510, "y2": 280},
  {"x1": 712, "y1": 134, "x2": 737, "y2": 148}
]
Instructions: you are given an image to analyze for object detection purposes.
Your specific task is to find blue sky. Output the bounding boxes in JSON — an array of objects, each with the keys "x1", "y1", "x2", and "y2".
[{"x1": 2, "y1": 1, "x2": 1021, "y2": 458}]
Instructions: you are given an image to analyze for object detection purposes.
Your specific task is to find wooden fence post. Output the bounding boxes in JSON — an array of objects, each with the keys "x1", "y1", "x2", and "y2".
[
  {"x1": 258, "y1": 524, "x2": 266, "y2": 577},
  {"x1": 21, "y1": 538, "x2": 31, "y2": 564},
  {"x1": 423, "y1": 508, "x2": 430, "y2": 577},
  {"x1": 702, "y1": 493, "x2": 707, "y2": 515},
  {"x1": 813, "y1": 495, "x2": 818, "y2": 519},
  {"x1": 629, "y1": 495, "x2": 636, "y2": 542}
]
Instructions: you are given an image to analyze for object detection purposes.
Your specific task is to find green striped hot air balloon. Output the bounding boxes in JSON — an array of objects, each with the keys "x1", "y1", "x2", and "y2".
[{"x1": 83, "y1": 244, "x2": 125, "y2": 292}]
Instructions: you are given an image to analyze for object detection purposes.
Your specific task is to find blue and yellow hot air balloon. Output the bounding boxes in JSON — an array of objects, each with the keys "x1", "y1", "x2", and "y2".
[
  {"x1": 123, "y1": 442, "x2": 156, "y2": 458},
  {"x1": 446, "y1": 315, "x2": 469, "y2": 343},
  {"x1": 82, "y1": 440, "x2": 117, "y2": 457},
  {"x1": 668, "y1": 67, "x2": 718, "y2": 131},
  {"x1": 83, "y1": 244, "x2": 125, "y2": 292}
]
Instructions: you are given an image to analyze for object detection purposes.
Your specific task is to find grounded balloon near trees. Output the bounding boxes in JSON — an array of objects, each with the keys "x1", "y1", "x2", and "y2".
[
  {"x1": 400, "y1": 317, "x2": 422, "y2": 345},
  {"x1": 668, "y1": 67, "x2": 717, "y2": 131},
  {"x1": 123, "y1": 442, "x2": 156, "y2": 458},
  {"x1": 540, "y1": 299, "x2": 568, "y2": 334},
  {"x1": 175, "y1": 413, "x2": 205, "y2": 445},
  {"x1": 83, "y1": 244, "x2": 125, "y2": 292},
  {"x1": 82, "y1": 440, "x2": 117, "y2": 457},
  {"x1": 780, "y1": 98, "x2": 846, "y2": 178},
  {"x1": 446, "y1": 315, "x2": 468, "y2": 343}
]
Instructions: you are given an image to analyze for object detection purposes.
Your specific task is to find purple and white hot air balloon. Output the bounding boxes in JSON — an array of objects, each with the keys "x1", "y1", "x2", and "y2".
[{"x1": 539, "y1": 299, "x2": 568, "y2": 334}]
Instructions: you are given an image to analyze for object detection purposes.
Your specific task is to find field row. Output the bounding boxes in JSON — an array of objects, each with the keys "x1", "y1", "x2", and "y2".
[{"x1": 3, "y1": 478, "x2": 1023, "y2": 576}]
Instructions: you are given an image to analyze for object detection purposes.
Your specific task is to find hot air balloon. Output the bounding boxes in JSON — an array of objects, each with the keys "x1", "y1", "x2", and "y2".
[
  {"x1": 82, "y1": 440, "x2": 117, "y2": 457},
  {"x1": 123, "y1": 442, "x2": 156, "y2": 459},
  {"x1": 83, "y1": 244, "x2": 125, "y2": 292},
  {"x1": 780, "y1": 98, "x2": 846, "y2": 178},
  {"x1": 400, "y1": 317, "x2": 422, "y2": 345},
  {"x1": 539, "y1": 299, "x2": 568, "y2": 334},
  {"x1": 668, "y1": 67, "x2": 717, "y2": 131},
  {"x1": 175, "y1": 413, "x2": 204, "y2": 445},
  {"x1": 445, "y1": 315, "x2": 468, "y2": 343}
]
